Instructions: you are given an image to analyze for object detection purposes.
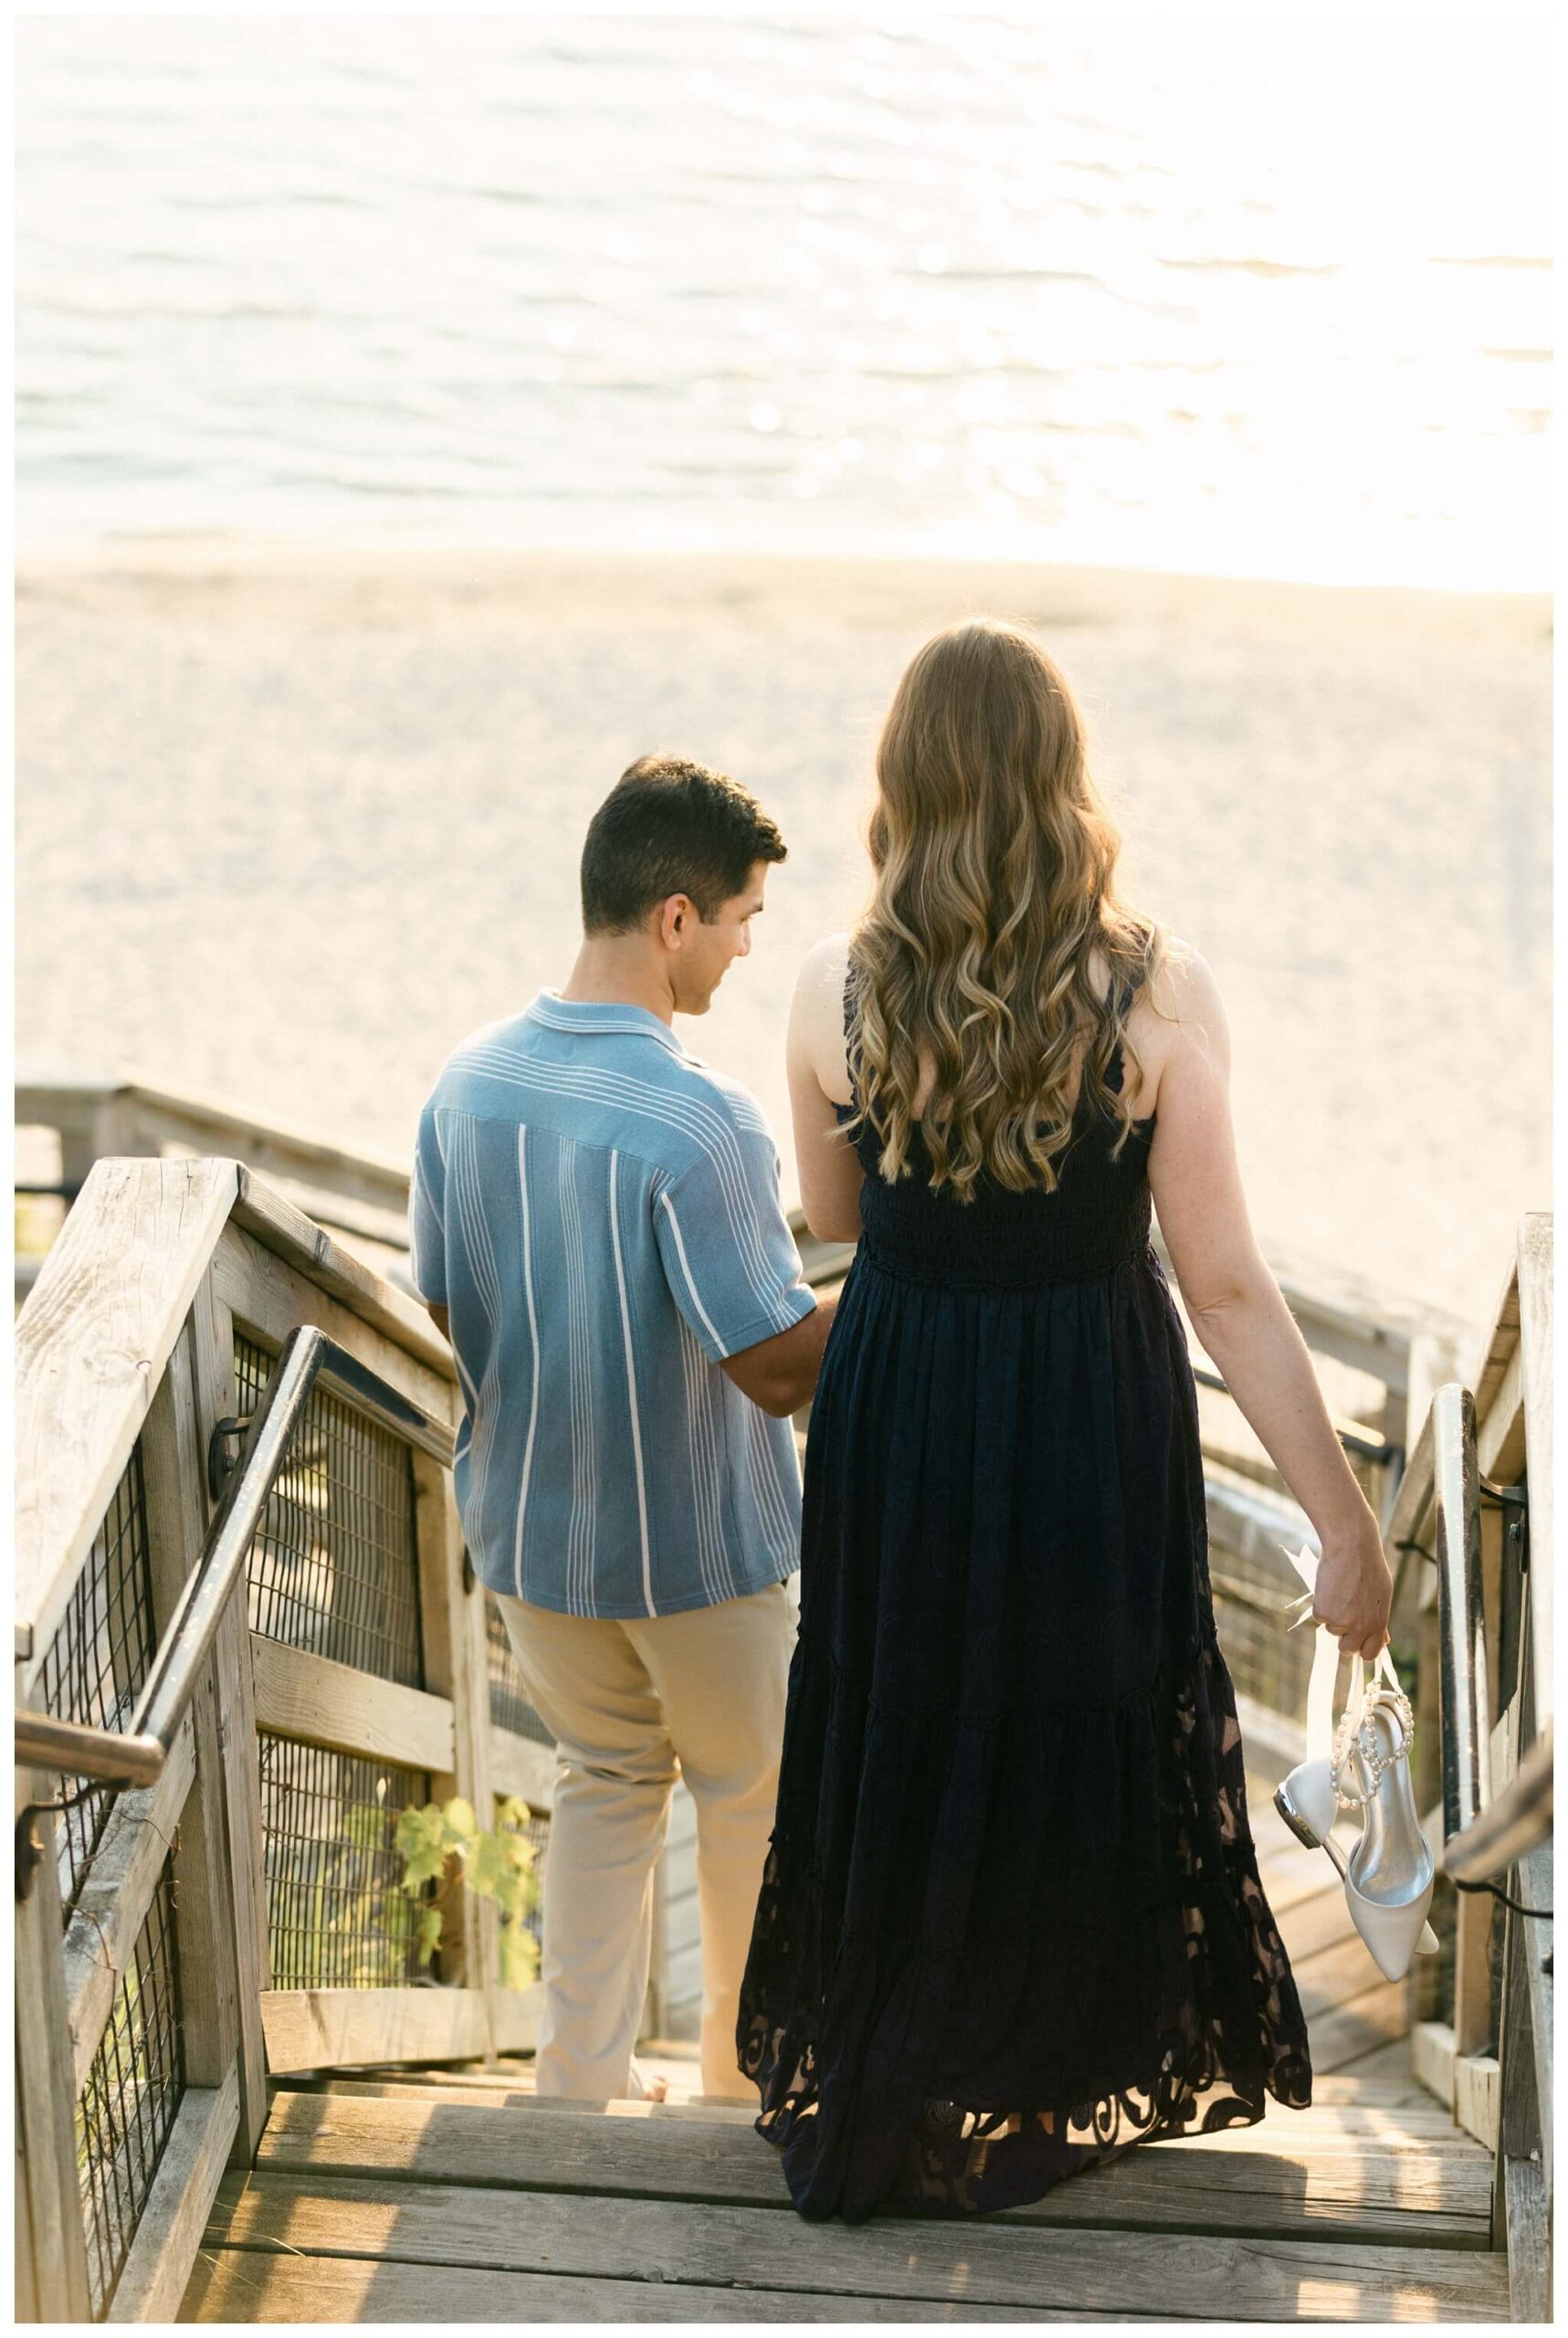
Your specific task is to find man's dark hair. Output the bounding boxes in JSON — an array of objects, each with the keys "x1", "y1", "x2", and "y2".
[{"x1": 580, "y1": 753, "x2": 787, "y2": 934}]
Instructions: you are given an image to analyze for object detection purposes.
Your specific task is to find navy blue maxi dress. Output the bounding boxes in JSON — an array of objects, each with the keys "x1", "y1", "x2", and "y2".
[{"x1": 736, "y1": 971, "x2": 1313, "y2": 2222}]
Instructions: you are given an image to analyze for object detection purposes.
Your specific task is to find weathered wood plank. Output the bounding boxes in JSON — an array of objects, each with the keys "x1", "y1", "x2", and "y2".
[
  {"x1": 1476, "y1": 1334, "x2": 1525, "y2": 1482},
  {"x1": 259, "y1": 1985, "x2": 492, "y2": 2072},
  {"x1": 248, "y1": 1635, "x2": 457, "y2": 1773},
  {"x1": 1502, "y1": 2150, "x2": 1549, "y2": 2323},
  {"x1": 1472, "y1": 1251, "x2": 1521, "y2": 1427},
  {"x1": 286, "y1": 2072, "x2": 1472, "y2": 2144},
  {"x1": 1321, "y1": 2037, "x2": 1421, "y2": 2094},
  {"x1": 1306, "y1": 1978, "x2": 1409, "y2": 2072},
  {"x1": 107, "y1": 2065, "x2": 239, "y2": 2322},
  {"x1": 488, "y1": 1725, "x2": 556, "y2": 1811},
  {"x1": 255, "y1": 2091, "x2": 1493, "y2": 2247},
  {"x1": 1259, "y1": 1848, "x2": 1347, "y2": 1917},
  {"x1": 182, "y1": 2251, "x2": 1127, "y2": 2322},
  {"x1": 491, "y1": 1985, "x2": 544, "y2": 2056},
  {"x1": 1275, "y1": 1880, "x2": 1359, "y2": 1965},
  {"x1": 139, "y1": 1322, "x2": 242, "y2": 2093},
  {"x1": 1453, "y1": 2054, "x2": 1500, "y2": 2154},
  {"x1": 1453, "y1": 1885, "x2": 1497, "y2": 2057},
  {"x1": 226, "y1": 1173, "x2": 455, "y2": 1392},
  {"x1": 212, "y1": 1219, "x2": 454, "y2": 1452},
  {"x1": 411, "y1": 1448, "x2": 495, "y2": 2019},
  {"x1": 189, "y1": 1275, "x2": 270, "y2": 2157},
  {"x1": 1413, "y1": 2020, "x2": 1458, "y2": 2110},
  {"x1": 1293, "y1": 1931, "x2": 1398, "y2": 2022},
  {"x1": 16, "y1": 1074, "x2": 413, "y2": 1219},
  {"x1": 16, "y1": 1156, "x2": 237, "y2": 1676},
  {"x1": 13, "y1": 1789, "x2": 93, "y2": 2320},
  {"x1": 1515, "y1": 1212, "x2": 1552, "y2": 1736},
  {"x1": 15, "y1": 2100, "x2": 38, "y2": 2322},
  {"x1": 1385, "y1": 1404, "x2": 1436, "y2": 1563},
  {"x1": 62, "y1": 1715, "x2": 195, "y2": 2094},
  {"x1": 199, "y1": 2170, "x2": 1512, "y2": 2320},
  {"x1": 285, "y1": 2071, "x2": 763, "y2": 2121}
]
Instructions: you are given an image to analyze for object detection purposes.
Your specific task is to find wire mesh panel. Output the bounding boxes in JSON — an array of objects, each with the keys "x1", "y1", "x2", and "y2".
[
  {"x1": 485, "y1": 1593, "x2": 554, "y2": 1746},
  {"x1": 236, "y1": 1333, "x2": 423, "y2": 1688},
  {"x1": 75, "y1": 1863, "x2": 184, "y2": 2319},
  {"x1": 34, "y1": 1444, "x2": 157, "y2": 1915},
  {"x1": 258, "y1": 1732, "x2": 434, "y2": 1989}
]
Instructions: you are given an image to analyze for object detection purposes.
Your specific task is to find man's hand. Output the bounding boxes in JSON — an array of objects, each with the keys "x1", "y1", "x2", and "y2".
[
  {"x1": 426, "y1": 1301, "x2": 451, "y2": 1343},
  {"x1": 721, "y1": 1295, "x2": 837, "y2": 1417}
]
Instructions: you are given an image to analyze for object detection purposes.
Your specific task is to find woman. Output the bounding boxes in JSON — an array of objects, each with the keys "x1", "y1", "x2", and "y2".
[{"x1": 735, "y1": 618, "x2": 1393, "y2": 2224}]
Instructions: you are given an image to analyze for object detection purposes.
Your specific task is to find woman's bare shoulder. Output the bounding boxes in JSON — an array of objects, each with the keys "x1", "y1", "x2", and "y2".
[
  {"x1": 795, "y1": 929, "x2": 853, "y2": 993},
  {"x1": 1141, "y1": 938, "x2": 1231, "y2": 1094},
  {"x1": 1148, "y1": 935, "x2": 1225, "y2": 1027},
  {"x1": 789, "y1": 931, "x2": 856, "y2": 1101}
]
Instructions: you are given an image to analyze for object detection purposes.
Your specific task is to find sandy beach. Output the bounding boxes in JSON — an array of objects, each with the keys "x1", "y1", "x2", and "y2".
[{"x1": 16, "y1": 545, "x2": 1550, "y2": 1343}]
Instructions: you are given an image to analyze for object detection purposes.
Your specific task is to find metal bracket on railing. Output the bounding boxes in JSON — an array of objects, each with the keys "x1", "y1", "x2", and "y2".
[
  {"x1": 1479, "y1": 1476, "x2": 1530, "y2": 1574},
  {"x1": 207, "y1": 1415, "x2": 254, "y2": 1504},
  {"x1": 16, "y1": 1780, "x2": 100, "y2": 1904}
]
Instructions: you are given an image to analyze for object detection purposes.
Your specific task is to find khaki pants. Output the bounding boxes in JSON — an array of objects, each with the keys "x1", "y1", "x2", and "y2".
[{"x1": 495, "y1": 1574, "x2": 798, "y2": 2103}]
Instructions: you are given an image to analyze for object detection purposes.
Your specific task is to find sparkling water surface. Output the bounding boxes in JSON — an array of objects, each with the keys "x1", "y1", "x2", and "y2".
[{"x1": 16, "y1": 14, "x2": 1550, "y2": 587}]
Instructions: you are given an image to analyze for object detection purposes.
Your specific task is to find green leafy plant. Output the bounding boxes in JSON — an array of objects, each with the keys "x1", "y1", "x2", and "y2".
[{"x1": 394, "y1": 1795, "x2": 542, "y2": 1990}]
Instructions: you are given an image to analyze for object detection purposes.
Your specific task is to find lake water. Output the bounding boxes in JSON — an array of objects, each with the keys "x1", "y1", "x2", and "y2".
[{"x1": 16, "y1": 13, "x2": 1551, "y2": 588}]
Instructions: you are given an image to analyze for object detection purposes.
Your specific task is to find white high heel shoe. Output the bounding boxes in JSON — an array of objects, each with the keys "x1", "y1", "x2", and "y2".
[
  {"x1": 1276, "y1": 1757, "x2": 1440, "y2": 1968},
  {"x1": 1333, "y1": 1669, "x2": 1436, "y2": 1980},
  {"x1": 1273, "y1": 1561, "x2": 1437, "y2": 1979}
]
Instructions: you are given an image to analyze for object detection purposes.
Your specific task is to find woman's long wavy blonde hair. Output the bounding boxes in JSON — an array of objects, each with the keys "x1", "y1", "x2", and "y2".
[{"x1": 847, "y1": 618, "x2": 1166, "y2": 1201}]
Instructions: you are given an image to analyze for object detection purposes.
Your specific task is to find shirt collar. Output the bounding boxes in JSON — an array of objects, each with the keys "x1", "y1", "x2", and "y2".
[{"x1": 525, "y1": 989, "x2": 690, "y2": 1058}]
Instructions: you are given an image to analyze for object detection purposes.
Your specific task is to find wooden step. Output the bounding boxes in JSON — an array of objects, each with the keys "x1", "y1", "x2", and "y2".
[
  {"x1": 290, "y1": 2075, "x2": 1468, "y2": 2144},
  {"x1": 1296, "y1": 1932, "x2": 1402, "y2": 2018},
  {"x1": 191, "y1": 2168, "x2": 1510, "y2": 2322},
  {"x1": 1276, "y1": 1879, "x2": 1361, "y2": 1964},
  {"x1": 256, "y1": 2091, "x2": 1494, "y2": 2249},
  {"x1": 183, "y1": 2251, "x2": 1142, "y2": 2321},
  {"x1": 1308, "y1": 1980, "x2": 1411, "y2": 2073}
]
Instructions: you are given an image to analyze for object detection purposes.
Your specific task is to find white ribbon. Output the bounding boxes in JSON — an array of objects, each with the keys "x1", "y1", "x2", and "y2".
[{"x1": 1279, "y1": 1542, "x2": 1343, "y2": 1764}]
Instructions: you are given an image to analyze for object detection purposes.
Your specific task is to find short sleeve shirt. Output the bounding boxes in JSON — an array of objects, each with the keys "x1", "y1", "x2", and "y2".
[{"x1": 410, "y1": 992, "x2": 815, "y2": 1617}]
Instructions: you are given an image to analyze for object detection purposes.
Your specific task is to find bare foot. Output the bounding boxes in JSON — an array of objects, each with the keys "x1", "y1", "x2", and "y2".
[{"x1": 626, "y1": 2057, "x2": 669, "y2": 2103}]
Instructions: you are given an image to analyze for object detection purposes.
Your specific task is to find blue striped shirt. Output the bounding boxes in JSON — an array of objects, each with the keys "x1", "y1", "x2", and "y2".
[{"x1": 410, "y1": 992, "x2": 815, "y2": 1617}]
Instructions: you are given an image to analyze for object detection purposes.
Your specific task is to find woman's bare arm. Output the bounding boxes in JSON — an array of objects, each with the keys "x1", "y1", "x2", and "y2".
[
  {"x1": 1146, "y1": 949, "x2": 1392, "y2": 1659},
  {"x1": 788, "y1": 933, "x2": 865, "y2": 1246}
]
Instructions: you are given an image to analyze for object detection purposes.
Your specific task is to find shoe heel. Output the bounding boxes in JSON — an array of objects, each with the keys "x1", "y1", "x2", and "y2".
[{"x1": 1276, "y1": 1759, "x2": 1340, "y2": 1850}]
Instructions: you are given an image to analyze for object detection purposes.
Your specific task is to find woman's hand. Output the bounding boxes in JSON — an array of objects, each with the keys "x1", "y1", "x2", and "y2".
[{"x1": 1309, "y1": 1511, "x2": 1394, "y2": 1660}]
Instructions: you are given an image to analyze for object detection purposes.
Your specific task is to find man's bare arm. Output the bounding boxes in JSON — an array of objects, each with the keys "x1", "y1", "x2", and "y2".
[{"x1": 721, "y1": 1294, "x2": 838, "y2": 1417}]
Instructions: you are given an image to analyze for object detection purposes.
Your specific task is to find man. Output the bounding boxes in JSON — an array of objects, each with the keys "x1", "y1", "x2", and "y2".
[{"x1": 410, "y1": 753, "x2": 835, "y2": 2104}]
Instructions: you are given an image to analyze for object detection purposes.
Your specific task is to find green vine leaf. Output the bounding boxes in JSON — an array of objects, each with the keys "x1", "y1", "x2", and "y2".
[
  {"x1": 498, "y1": 1918, "x2": 541, "y2": 1992},
  {"x1": 395, "y1": 1804, "x2": 450, "y2": 1893},
  {"x1": 391, "y1": 1798, "x2": 542, "y2": 1989},
  {"x1": 441, "y1": 1796, "x2": 479, "y2": 1843}
]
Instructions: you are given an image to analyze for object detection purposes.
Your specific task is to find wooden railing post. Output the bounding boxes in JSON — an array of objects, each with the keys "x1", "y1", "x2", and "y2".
[
  {"x1": 413, "y1": 1448, "x2": 499, "y2": 2050},
  {"x1": 138, "y1": 1316, "x2": 243, "y2": 2097},
  {"x1": 1516, "y1": 1215, "x2": 1552, "y2": 1740},
  {"x1": 13, "y1": 1778, "x2": 92, "y2": 2322},
  {"x1": 187, "y1": 1270, "x2": 271, "y2": 2159}
]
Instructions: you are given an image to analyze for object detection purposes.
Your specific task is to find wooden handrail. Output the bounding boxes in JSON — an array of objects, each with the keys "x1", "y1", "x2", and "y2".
[
  {"x1": 1432, "y1": 1382, "x2": 1490, "y2": 1848},
  {"x1": 1444, "y1": 1725, "x2": 1553, "y2": 1887},
  {"x1": 20, "y1": 1072, "x2": 1473, "y2": 1381}
]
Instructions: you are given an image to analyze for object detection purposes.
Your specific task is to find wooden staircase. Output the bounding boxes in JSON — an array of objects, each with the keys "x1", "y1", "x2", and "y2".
[{"x1": 185, "y1": 1789, "x2": 1511, "y2": 2325}]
